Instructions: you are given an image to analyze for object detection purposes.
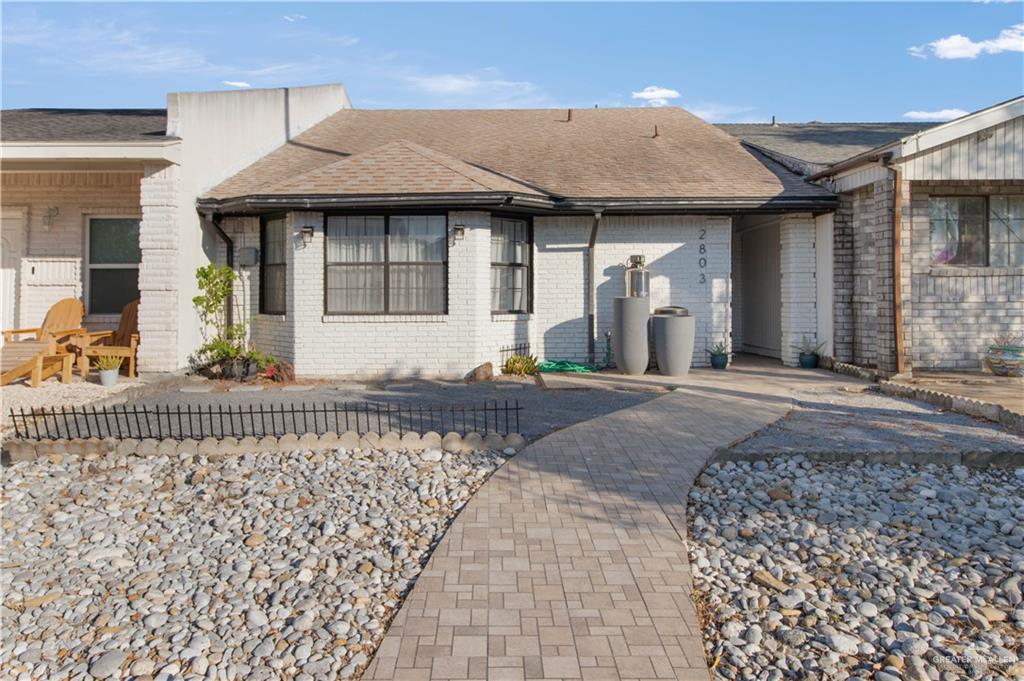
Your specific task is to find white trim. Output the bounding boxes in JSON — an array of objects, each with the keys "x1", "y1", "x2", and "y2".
[
  {"x1": 85, "y1": 215, "x2": 142, "y2": 316},
  {"x1": 1, "y1": 140, "x2": 180, "y2": 163},
  {"x1": 896, "y1": 97, "x2": 1024, "y2": 160}
]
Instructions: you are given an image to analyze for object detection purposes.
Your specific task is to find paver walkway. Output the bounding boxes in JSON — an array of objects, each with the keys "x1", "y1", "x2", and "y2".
[{"x1": 365, "y1": 364, "x2": 856, "y2": 681}]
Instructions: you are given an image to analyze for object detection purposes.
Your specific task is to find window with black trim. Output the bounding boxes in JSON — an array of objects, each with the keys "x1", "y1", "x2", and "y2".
[
  {"x1": 260, "y1": 217, "x2": 287, "y2": 314},
  {"x1": 491, "y1": 217, "x2": 532, "y2": 313},
  {"x1": 325, "y1": 214, "x2": 447, "y2": 314}
]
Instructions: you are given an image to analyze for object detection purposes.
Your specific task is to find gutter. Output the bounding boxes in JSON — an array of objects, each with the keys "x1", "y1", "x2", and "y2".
[
  {"x1": 807, "y1": 149, "x2": 895, "y2": 182},
  {"x1": 197, "y1": 193, "x2": 838, "y2": 215},
  {"x1": 587, "y1": 211, "x2": 602, "y2": 365}
]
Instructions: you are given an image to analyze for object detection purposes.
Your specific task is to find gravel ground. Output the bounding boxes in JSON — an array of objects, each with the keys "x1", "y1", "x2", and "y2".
[
  {"x1": 1, "y1": 378, "x2": 135, "y2": 429},
  {"x1": 731, "y1": 386, "x2": 1024, "y2": 454},
  {"x1": 1, "y1": 445, "x2": 506, "y2": 680},
  {"x1": 125, "y1": 377, "x2": 658, "y2": 441},
  {"x1": 688, "y1": 457, "x2": 1024, "y2": 680}
]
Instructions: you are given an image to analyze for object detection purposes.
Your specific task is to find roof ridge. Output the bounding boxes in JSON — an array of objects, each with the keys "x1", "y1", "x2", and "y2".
[{"x1": 394, "y1": 140, "x2": 498, "y2": 192}]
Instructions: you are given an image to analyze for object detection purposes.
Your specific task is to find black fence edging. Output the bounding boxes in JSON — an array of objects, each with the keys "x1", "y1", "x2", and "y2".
[{"x1": 9, "y1": 400, "x2": 522, "y2": 442}]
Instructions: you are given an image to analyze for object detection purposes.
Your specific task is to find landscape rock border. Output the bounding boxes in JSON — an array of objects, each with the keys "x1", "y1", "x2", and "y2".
[
  {"x1": 713, "y1": 447, "x2": 1023, "y2": 469},
  {"x1": 820, "y1": 356, "x2": 1023, "y2": 436},
  {"x1": 2, "y1": 430, "x2": 527, "y2": 463}
]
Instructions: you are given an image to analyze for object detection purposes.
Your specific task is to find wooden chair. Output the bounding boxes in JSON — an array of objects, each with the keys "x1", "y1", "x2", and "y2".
[
  {"x1": 75, "y1": 299, "x2": 139, "y2": 378},
  {"x1": 1, "y1": 298, "x2": 84, "y2": 388}
]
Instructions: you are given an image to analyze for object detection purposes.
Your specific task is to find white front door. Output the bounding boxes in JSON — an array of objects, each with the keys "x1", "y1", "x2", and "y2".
[{"x1": 1, "y1": 207, "x2": 26, "y2": 337}]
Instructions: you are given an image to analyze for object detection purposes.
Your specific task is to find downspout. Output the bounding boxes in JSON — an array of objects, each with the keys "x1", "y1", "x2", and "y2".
[
  {"x1": 210, "y1": 214, "x2": 235, "y2": 329},
  {"x1": 886, "y1": 162, "x2": 906, "y2": 376},
  {"x1": 587, "y1": 211, "x2": 602, "y2": 365}
]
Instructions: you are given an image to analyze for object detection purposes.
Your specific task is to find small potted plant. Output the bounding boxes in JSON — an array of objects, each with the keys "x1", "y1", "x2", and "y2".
[
  {"x1": 984, "y1": 333, "x2": 1024, "y2": 377},
  {"x1": 708, "y1": 340, "x2": 728, "y2": 370},
  {"x1": 95, "y1": 355, "x2": 124, "y2": 387},
  {"x1": 792, "y1": 336, "x2": 825, "y2": 369}
]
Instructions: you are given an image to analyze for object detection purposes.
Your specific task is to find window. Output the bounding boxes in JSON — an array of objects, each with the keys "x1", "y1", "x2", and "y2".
[
  {"x1": 929, "y1": 197, "x2": 988, "y2": 266},
  {"x1": 988, "y1": 196, "x2": 1024, "y2": 267},
  {"x1": 260, "y1": 217, "x2": 287, "y2": 314},
  {"x1": 325, "y1": 214, "x2": 447, "y2": 314},
  {"x1": 491, "y1": 217, "x2": 532, "y2": 313},
  {"x1": 88, "y1": 217, "x2": 141, "y2": 315}
]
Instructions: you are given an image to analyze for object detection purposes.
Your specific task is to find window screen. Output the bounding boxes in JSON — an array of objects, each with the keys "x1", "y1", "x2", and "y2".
[
  {"x1": 490, "y1": 217, "x2": 532, "y2": 313},
  {"x1": 88, "y1": 218, "x2": 141, "y2": 314}
]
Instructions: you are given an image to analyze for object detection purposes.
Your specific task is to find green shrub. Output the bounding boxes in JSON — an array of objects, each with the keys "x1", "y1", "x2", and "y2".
[{"x1": 504, "y1": 354, "x2": 539, "y2": 376}]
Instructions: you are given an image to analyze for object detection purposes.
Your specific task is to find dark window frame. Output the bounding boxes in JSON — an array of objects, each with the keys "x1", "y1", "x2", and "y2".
[
  {"x1": 987, "y1": 194, "x2": 1024, "y2": 268},
  {"x1": 259, "y1": 214, "x2": 288, "y2": 315},
  {"x1": 928, "y1": 195, "x2": 990, "y2": 268},
  {"x1": 490, "y1": 214, "x2": 534, "y2": 314},
  {"x1": 323, "y1": 211, "x2": 449, "y2": 316}
]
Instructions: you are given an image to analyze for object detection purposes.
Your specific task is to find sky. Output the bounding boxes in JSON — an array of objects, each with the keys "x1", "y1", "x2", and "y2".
[{"x1": 2, "y1": 2, "x2": 1022, "y2": 123}]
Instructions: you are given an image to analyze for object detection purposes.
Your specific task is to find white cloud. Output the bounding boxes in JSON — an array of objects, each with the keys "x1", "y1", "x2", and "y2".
[
  {"x1": 909, "y1": 23, "x2": 1024, "y2": 59},
  {"x1": 686, "y1": 102, "x2": 757, "y2": 123},
  {"x1": 283, "y1": 14, "x2": 307, "y2": 22},
  {"x1": 222, "y1": 80, "x2": 251, "y2": 88},
  {"x1": 631, "y1": 85, "x2": 680, "y2": 107},
  {"x1": 404, "y1": 69, "x2": 542, "y2": 106},
  {"x1": 902, "y1": 108, "x2": 970, "y2": 121}
]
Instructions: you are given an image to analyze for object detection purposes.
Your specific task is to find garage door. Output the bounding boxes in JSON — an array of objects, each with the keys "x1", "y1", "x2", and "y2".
[{"x1": 740, "y1": 224, "x2": 782, "y2": 358}]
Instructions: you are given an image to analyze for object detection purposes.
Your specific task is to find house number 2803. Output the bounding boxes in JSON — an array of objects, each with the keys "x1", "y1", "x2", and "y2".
[{"x1": 698, "y1": 228, "x2": 707, "y2": 283}]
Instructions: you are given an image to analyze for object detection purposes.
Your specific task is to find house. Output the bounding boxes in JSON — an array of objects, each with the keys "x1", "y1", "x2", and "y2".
[
  {"x1": 725, "y1": 96, "x2": 1024, "y2": 374},
  {"x1": 2, "y1": 85, "x2": 1020, "y2": 379}
]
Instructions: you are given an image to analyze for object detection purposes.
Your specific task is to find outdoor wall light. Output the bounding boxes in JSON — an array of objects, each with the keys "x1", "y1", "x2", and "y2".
[
  {"x1": 300, "y1": 225, "x2": 315, "y2": 246},
  {"x1": 450, "y1": 225, "x2": 466, "y2": 245}
]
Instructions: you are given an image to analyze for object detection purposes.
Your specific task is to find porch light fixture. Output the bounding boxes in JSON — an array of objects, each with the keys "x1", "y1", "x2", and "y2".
[
  {"x1": 300, "y1": 225, "x2": 315, "y2": 246},
  {"x1": 450, "y1": 224, "x2": 465, "y2": 246}
]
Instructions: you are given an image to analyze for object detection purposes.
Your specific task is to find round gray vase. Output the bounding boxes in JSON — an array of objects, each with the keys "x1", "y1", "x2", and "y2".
[
  {"x1": 613, "y1": 296, "x2": 650, "y2": 375},
  {"x1": 99, "y1": 369, "x2": 119, "y2": 387},
  {"x1": 654, "y1": 314, "x2": 696, "y2": 376}
]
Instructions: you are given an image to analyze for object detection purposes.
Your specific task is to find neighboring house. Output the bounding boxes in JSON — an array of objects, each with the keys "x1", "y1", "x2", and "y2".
[
  {"x1": 0, "y1": 84, "x2": 351, "y2": 372},
  {"x1": 725, "y1": 96, "x2": 1024, "y2": 374},
  {"x1": 2, "y1": 85, "x2": 1019, "y2": 378}
]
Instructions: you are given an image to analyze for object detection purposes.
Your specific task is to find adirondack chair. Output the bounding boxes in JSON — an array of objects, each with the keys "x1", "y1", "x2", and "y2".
[
  {"x1": 75, "y1": 299, "x2": 139, "y2": 378},
  {"x1": 1, "y1": 298, "x2": 84, "y2": 387}
]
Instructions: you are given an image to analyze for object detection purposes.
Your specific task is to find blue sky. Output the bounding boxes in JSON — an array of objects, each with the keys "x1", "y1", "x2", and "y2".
[{"x1": 2, "y1": 2, "x2": 1022, "y2": 122}]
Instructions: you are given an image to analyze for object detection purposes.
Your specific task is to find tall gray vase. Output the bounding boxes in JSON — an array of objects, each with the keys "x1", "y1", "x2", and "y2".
[{"x1": 613, "y1": 296, "x2": 650, "y2": 375}]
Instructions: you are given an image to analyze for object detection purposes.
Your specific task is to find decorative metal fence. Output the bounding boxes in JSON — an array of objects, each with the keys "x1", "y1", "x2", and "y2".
[
  {"x1": 9, "y1": 400, "x2": 522, "y2": 442},
  {"x1": 499, "y1": 343, "x2": 532, "y2": 365}
]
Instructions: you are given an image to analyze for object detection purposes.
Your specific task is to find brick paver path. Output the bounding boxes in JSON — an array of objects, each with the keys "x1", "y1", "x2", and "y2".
[{"x1": 364, "y1": 367, "x2": 812, "y2": 681}]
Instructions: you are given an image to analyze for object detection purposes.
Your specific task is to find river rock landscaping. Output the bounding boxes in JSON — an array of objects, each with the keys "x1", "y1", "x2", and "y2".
[
  {"x1": 1, "y1": 444, "x2": 506, "y2": 680},
  {"x1": 688, "y1": 457, "x2": 1024, "y2": 680}
]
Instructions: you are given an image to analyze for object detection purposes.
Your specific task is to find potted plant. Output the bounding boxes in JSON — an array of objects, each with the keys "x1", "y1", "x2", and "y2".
[
  {"x1": 95, "y1": 355, "x2": 123, "y2": 387},
  {"x1": 792, "y1": 336, "x2": 825, "y2": 369},
  {"x1": 984, "y1": 333, "x2": 1024, "y2": 377},
  {"x1": 708, "y1": 340, "x2": 728, "y2": 370}
]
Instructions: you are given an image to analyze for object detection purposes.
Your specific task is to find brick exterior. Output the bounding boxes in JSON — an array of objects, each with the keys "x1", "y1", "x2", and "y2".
[
  {"x1": 907, "y1": 181, "x2": 1024, "y2": 370},
  {"x1": 832, "y1": 194, "x2": 854, "y2": 363},
  {"x1": 244, "y1": 211, "x2": 734, "y2": 376},
  {"x1": 840, "y1": 177, "x2": 1023, "y2": 373},
  {"x1": 137, "y1": 164, "x2": 180, "y2": 373},
  {"x1": 0, "y1": 171, "x2": 141, "y2": 328},
  {"x1": 779, "y1": 214, "x2": 818, "y2": 367}
]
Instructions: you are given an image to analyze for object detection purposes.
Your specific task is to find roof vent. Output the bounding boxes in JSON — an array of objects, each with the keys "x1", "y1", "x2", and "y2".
[
  {"x1": 567, "y1": 108, "x2": 572, "y2": 122},
  {"x1": 771, "y1": 115, "x2": 778, "y2": 127},
  {"x1": 653, "y1": 124, "x2": 659, "y2": 138}
]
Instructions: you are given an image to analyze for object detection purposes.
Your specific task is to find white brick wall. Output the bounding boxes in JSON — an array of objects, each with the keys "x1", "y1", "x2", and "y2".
[
  {"x1": 1, "y1": 171, "x2": 141, "y2": 329},
  {"x1": 137, "y1": 164, "x2": 180, "y2": 372},
  {"x1": 780, "y1": 214, "x2": 818, "y2": 367},
  {"x1": 245, "y1": 211, "x2": 733, "y2": 376}
]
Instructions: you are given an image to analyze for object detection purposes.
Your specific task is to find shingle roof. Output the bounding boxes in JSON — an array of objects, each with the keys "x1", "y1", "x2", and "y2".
[
  {"x1": 206, "y1": 108, "x2": 834, "y2": 204},
  {"x1": 718, "y1": 122, "x2": 938, "y2": 165},
  {"x1": 267, "y1": 140, "x2": 548, "y2": 197},
  {"x1": 1, "y1": 108, "x2": 170, "y2": 142}
]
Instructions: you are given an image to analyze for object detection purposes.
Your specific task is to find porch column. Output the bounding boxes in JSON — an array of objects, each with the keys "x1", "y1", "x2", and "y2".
[
  {"x1": 871, "y1": 177, "x2": 914, "y2": 377},
  {"x1": 779, "y1": 213, "x2": 817, "y2": 367},
  {"x1": 137, "y1": 164, "x2": 180, "y2": 373}
]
